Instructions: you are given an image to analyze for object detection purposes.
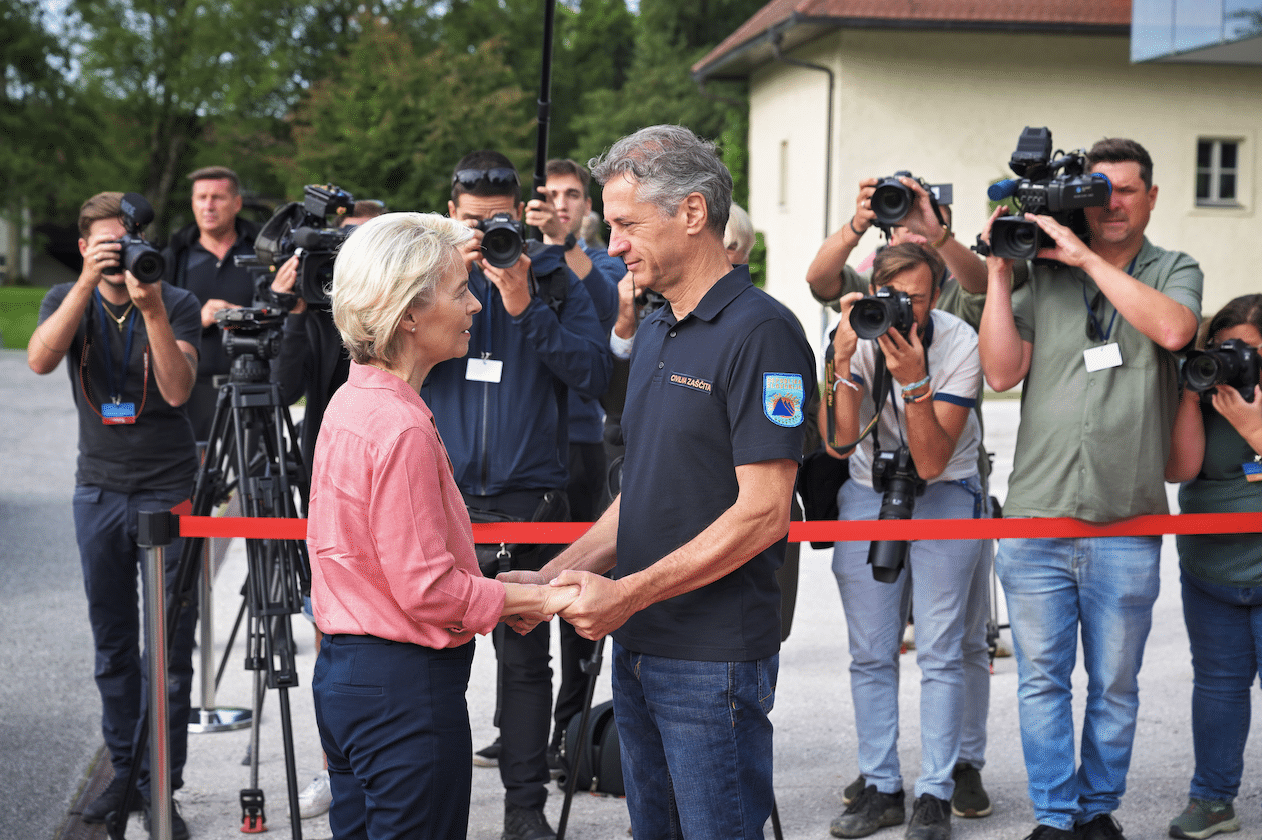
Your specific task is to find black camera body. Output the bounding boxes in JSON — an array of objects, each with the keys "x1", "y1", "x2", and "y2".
[
  {"x1": 871, "y1": 171, "x2": 952, "y2": 230},
  {"x1": 255, "y1": 184, "x2": 356, "y2": 308},
  {"x1": 989, "y1": 127, "x2": 1112, "y2": 261},
  {"x1": 1183, "y1": 338, "x2": 1261, "y2": 402},
  {"x1": 851, "y1": 286, "x2": 915, "y2": 340},
  {"x1": 868, "y1": 446, "x2": 926, "y2": 583},
  {"x1": 103, "y1": 192, "x2": 166, "y2": 284},
  {"x1": 477, "y1": 213, "x2": 527, "y2": 269}
]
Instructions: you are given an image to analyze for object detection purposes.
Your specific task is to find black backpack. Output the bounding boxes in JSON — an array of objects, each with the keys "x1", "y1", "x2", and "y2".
[{"x1": 561, "y1": 700, "x2": 624, "y2": 797}]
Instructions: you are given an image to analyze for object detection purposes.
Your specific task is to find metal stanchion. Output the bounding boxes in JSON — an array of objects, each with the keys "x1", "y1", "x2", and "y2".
[
  {"x1": 137, "y1": 509, "x2": 174, "y2": 840},
  {"x1": 189, "y1": 534, "x2": 252, "y2": 734}
]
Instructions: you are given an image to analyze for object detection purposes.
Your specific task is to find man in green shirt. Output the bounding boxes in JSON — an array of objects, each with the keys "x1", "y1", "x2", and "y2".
[{"x1": 978, "y1": 137, "x2": 1203, "y2": 840}]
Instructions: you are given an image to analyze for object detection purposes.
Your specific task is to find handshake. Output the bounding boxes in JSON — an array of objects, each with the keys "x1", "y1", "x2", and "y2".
[{"x1": 497, "y1": 569, "x2": 624, "y2": 639}]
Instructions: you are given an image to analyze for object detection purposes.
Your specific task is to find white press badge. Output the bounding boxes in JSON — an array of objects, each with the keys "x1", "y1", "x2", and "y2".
[
  {"x1": 466, "y1": 356, "x2": 503, "y2": 383},
  {"x1": 1083, "y1": 343, "x2": 1123, "y2": 372}
]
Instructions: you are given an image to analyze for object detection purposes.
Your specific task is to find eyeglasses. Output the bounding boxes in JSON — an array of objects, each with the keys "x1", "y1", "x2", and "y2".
[{"x1": 452, "y1": 168, "x2": 519, "y2": 190}]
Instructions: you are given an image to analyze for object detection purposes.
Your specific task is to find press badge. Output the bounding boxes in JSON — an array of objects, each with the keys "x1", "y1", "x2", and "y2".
[
  {"x1": 1244, "y1": 459, "x2": 1262, "y2": 483},
  {"x1": 1083, "y1": 343, "x2": 1123, "y2": 372},
  {"x1": 466, "y1": 357, "x2": 503, "y2": 383},
  {"x1": 102, "y1": 402, "x2": 137, "y2": 425}
]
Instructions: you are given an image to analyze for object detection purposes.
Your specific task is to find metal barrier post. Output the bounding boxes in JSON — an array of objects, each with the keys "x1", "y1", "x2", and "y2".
[
  {"x1": 137, "y1": 509, "x2": 174, "y2": 840},
  {"x1": 189, "y1": 533, "x2": 251, "y2": 734}
]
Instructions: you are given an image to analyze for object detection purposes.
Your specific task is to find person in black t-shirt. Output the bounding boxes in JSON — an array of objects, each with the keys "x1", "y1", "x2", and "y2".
[{"x1": 29, "y1": 192, "x2": 202, "y2": 839}]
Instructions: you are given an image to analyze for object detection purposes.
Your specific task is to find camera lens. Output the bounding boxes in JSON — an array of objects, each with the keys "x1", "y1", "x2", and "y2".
[
  {"x1": 1185, "y1": 353, "x2": 1222, "y2": 392},
  {"x1": 991, "y1": 217, "x2": 1040, "y2": 261},
  {"x1": 850, "y1": 298, "x2": 892, "y2": 340},
  {"x1": 868, "y1": 539, "x2": 908, "y2": 583},
  {"x1": 481, "y1": 227, "x2": 521, "y2": 269},
  {"x1": 129, "y1": 249, "x2": 165, "y2": 284},
  {"x1": 871, "y1": 181, "x2": 913, "y2": 226}
]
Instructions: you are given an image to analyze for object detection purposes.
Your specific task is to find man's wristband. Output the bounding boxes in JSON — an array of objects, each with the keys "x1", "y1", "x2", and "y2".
[
  {"x1": 833, "y1": 374, "x2": 861, "y2": 393},
  {"x1": 848, "y1": 218, "x2": 864, "y2": 239},
  {"x1": 901, "y1": 375, "x2": 930, "y2": 394},
  {"x1": 903, "y1": 388, "x2": 932, "y2": 404},
  {"x1": 930, "y1": 227, "x2": 953, "y2": 248}
]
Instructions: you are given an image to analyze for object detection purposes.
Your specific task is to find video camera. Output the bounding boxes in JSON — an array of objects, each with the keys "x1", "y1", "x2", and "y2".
[
  {"x1": 870, "y1": 171, "x2": 952, "y2": 230},
  {"x1": 1182, "y1": 339, "x2": 1260, "y2": 402},
  {"x1": 477, "y1": 212, "x2": 527, "y2": 269},
  {"x1": 987, "y1": 127, "x2": 1113, "y2": 260},
  {"x1": 103, "y1": 192, "x2": 166, "y2": 284},
  {"x1": 254, "y1": 184, "x2": 356, "y2": 308},
  {"x1": 868, "y1": 446, "x2": 926, "y2": 583},
  {"x1": 850, "y1": 286, "x2": 915, "y2": 341}
]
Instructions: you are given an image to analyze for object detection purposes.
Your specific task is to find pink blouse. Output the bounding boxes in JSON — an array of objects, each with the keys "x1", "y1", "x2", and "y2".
[{"x1": 307, "y1": 363, "x2": 504, "y2": 646}]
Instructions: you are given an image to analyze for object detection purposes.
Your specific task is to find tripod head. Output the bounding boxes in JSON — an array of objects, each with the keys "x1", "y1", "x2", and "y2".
[{"x1": 216, "y1": 306, "x2": 287, "y2": 384}]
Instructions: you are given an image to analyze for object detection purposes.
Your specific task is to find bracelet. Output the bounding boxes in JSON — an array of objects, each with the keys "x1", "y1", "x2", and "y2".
[
  {"x1": 903, "y1": 388, "x2": 932, "y2": 405},
  {"x1": 900, "y1": 375, "x2": 930, "y2": 394},
  {"x1": 833, "y1": 375, "x2": 861, "y2": 393},
  {"x1": 930, "y1": 227, "x2": 953, "y2": 248},
  {"x1": 848, "y1": 218, "x2": 864, "y2": 239}
]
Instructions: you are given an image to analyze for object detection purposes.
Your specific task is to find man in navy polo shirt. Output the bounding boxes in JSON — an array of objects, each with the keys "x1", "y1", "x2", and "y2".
[{"x1": 511, "y1": 125, "x2": 815, "y2": 840}]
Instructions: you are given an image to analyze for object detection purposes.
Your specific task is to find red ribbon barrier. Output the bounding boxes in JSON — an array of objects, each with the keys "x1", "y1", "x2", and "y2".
[{"x1": 173, "y1": 511, "x2": 1262, "y2": 543}]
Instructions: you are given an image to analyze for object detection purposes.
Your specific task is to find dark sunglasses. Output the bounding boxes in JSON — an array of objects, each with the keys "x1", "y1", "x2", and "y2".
[{"x1": 452, "y1": 168, "x2": 519, "y2": 189}]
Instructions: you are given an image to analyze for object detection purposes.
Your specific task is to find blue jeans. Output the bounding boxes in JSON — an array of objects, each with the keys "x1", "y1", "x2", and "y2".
[
  {"x1": 995, "y1": 536, "x2": 1160, "y2": 831},
  {"x1": 314, "y1": 634, "x2": 476, "y2": 840},
  {"x1": 73, "y1": 485, "x2": 197, "y2": 798},
  {"x1": 833, "y1": 476, "x2": 984, "y2": 800},
  {"x1": 611, "y1": 641, "x2": 777, "y2": 840},
  {"x1": 1181, "y1": 568, "x2": 1262, "y2": 803}
]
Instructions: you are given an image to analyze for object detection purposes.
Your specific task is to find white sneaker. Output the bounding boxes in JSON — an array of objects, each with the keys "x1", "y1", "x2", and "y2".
[{"x1": 297, "y1": 770, "x2": 332, "y2": 819}]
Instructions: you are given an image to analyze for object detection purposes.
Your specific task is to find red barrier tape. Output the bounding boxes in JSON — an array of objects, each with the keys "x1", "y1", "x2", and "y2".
[{"x1": 173, "y1": 511, "x2": 1262, "y2": 543}]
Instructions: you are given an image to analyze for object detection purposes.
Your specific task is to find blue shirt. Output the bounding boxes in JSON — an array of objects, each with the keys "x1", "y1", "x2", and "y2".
[
  {"x1": 614, "y1": 266, "x2": 815, "y2": 661},
  {"x1": 566, "y1": 251, "x2": 620, "y2": 445}
]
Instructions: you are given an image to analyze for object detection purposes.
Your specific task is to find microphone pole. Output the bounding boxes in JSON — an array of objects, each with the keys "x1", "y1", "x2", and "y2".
[{"x1": 531, "y1": 0, "x2": 557, "y2": 241}]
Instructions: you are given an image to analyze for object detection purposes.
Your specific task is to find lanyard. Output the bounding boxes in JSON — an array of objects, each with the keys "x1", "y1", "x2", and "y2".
[
  {"x1": 1081, "y1": 255, "x2": 1136, "y2": 343},
  {"x1": 95, "y1": 290, "x2": 137, "y2": 403},
  {"x1": 478, "y1": 272, "x2": 494, "y2": 358}
]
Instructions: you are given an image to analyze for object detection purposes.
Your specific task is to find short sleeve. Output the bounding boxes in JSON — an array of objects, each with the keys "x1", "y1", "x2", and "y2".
[{"x1": 725, "y1": 316, "x2": 817, "y2": 467}]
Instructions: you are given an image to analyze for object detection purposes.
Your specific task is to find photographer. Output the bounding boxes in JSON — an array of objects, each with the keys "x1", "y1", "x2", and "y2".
[
  {"x1": 162, "y1": 166, "x2": 260, "y2": 440},
  {"x1": 28, "y1": 192, "x2": 201, "y2": 839},
  {"x1": 978, "y1": 137, "x2": 1202, "y2": 840},
  {"x1": 809, "y1": 180, "x2": 998, "y2": 821},
  {"x1": 425, "y1": 150, "x2": 611, "y2": 840},
  {"x1": 1164, "y1": 295, "x2": 1262, "y2": 840},
  {"x1": 823, "y1": 242, "x2": 984, "y2": 840}
]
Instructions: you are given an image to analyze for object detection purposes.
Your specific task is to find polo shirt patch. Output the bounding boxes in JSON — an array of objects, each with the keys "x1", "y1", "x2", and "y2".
[
  {"x1": 669, "y1": 372, "x2": 713, "y2": 394},
  {"x1": 763, "y1": 373, "x2": 805, "y2": 427}
]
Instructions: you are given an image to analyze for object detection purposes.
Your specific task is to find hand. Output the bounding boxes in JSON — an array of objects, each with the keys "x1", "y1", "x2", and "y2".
[
  {"x1": 853, "y1": 179, "x2": 879, "y2": 233},
  {"x1": 1211, "y1": 384, "x2": 1262, "y2": 442},
  {"x1": 551, "y1": 570, "x2": 634, "y2": 640},
  {"x1": 525, "y1": 193, "x2": 566, "y2": 242},
  {"x1": 832, "y1": 291, "x2": 864, "y2": 365},
  {"x1": 270, "y1": 255, "x2": 306, "y2": 313},
  {"x1": 483, "y1": 250, "x2": 533, "y2": 318},
  {"x1": 80, "y1": 232, "x2": 122, "y2": 286},
  {"x1": 201, "y1": 297, "x2": 235, "y2": 328},
  {"x1": 980, "y1": 206, "x2": 1016, "y2": 278},
  {"x1": 897, "y1": 176, "x2": 946, "y2": 240},
  {"x1": 125, "y1": 269, "x2": 165, "y2": 318},
  {"x1": 614, "y1": 271, "x2": 639, "y2": 339},
  {"x1": 456, "y1": 219, "x2": 484, "y2": 274},
  {"x1": 877, "y1": 324, "x2": 928, "y2": 388},
  {"x1": 1027, "y1": 212, "x2": 1092, "y2": 267}
]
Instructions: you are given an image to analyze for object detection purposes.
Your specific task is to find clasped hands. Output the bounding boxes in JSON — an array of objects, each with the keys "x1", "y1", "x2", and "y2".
[{"x1": 497, "y1": 569, "x2": 628, "y2": 640}]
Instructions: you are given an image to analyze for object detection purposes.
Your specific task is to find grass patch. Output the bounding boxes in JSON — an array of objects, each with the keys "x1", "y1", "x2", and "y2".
[{"x1": 0, "y1": 287, "x2": 48, "y2": 350}]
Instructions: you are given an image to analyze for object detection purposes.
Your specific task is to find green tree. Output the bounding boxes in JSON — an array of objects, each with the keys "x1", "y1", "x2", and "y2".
[{"x1": 283, "y1": 16, "x2": 534, "y2": 214}]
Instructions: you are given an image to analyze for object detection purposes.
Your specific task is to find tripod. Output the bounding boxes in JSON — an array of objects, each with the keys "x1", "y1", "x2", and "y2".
[{"x1": 109, "y1": 312, "x2": 310, "y2": 839}]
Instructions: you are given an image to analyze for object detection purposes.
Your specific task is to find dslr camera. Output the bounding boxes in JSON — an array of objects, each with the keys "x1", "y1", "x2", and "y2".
[
  {"x1": 850, "y1": 285, "x2": 915, "y2": 340},
  {"x1": 987, "y1": 127, "x2": 1113, "y2": 260},
  {"x1": 868, "y1": 446, "x2": 926, "y2": 583},
  {"x1": 870, "y1": 171, "x2": 952, "y2": 230},
  {"x1": 254, "y1": 184, "x2": 356, "y2": 308},
  {"x1": 1183, "y1": 339, "x2": 1261, "y2": 402},
  {"x1": 477, "y1": 212, "x2": 526, "y2": 269},
  {"x1": 103, "y1": 192, "x2": 166, "y2": 284}
]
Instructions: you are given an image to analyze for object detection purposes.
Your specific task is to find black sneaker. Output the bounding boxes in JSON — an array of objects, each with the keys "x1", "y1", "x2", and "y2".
[
  {"x1": 503, "y1": 804, "x2": 556, "y2": 840},
  {"x1": 906, "y1": 793, "x2": 951, "y2": 840},
  {"x1": 1078, "y1": 813, "x2": 1126, "y2": 840},
  {"x1": 950, "y1": 763, "x2": 992, "y2": 818},
  {"x1": 474, "y1": 737, "x2": 501, "y2": 768},
  {"x1": 1022, "y1": 826, "x2": 1076, "y2": 840},
  {"x1": 830, "y1": 784, "x2": 906, "y2": 838},
  {"x1": 843, "y1": 774, "x2": 868, "y2": 806},
  {"x1": 81, "y1": 777, "x2": 142, "y2": 824},
  {"x1": 143, "y1": 797, "x2": 190, "y2": 840}
]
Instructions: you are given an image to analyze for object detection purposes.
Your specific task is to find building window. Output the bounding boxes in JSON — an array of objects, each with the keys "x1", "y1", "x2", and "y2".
[{"x1": 1196, "y1": 139, "x2": 1240, "y2": 206}]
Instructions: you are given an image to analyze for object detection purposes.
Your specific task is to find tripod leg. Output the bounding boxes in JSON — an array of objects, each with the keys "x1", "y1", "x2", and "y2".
[{"x1": 556, "y1": 636, "x2": 606, "y2": 840}]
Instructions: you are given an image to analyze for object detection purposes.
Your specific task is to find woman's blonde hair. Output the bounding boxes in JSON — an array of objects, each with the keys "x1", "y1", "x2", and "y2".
[{"x1": 331, "y1": 213, "x2": 472, "y2": 365}]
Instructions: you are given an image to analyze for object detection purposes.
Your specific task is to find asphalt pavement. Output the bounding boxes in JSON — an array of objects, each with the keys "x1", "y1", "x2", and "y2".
[{"x1": 4, "y1": 344, "x2": 1262, "y2": 840}]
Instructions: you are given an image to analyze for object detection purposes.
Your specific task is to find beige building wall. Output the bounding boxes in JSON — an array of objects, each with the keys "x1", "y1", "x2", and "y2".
[{"x1": 747, "y1": 29, "x2": 1262, "y2": 349}]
